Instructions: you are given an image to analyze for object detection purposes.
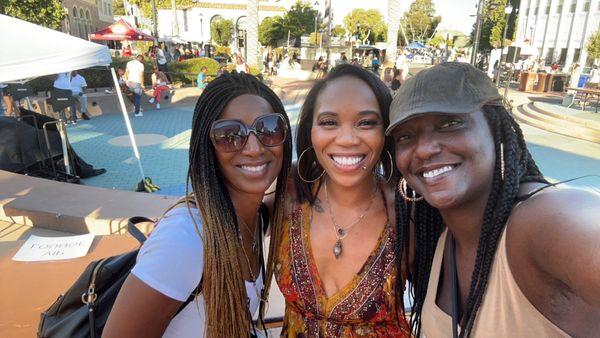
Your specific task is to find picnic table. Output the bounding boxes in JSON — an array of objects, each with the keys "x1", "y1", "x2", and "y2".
[{"x1": 565, "y1": 87, "x2": 600, "y2": 113}]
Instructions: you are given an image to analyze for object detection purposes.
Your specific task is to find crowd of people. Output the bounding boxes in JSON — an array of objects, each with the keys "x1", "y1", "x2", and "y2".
[{"x1": 97, "y1": 55, "x2": 599, "y2": 338}]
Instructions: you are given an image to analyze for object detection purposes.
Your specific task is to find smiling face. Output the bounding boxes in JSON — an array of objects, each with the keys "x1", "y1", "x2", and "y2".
[
  {"x1": 391, "y1": 111, "x2": 495, "y2": 210},
  {"x1": 214, "y1": 94, "x2": 284, "y2": 197},
  {"x1": 311, "y1": 76, "x2": 384, "y2": 188}
]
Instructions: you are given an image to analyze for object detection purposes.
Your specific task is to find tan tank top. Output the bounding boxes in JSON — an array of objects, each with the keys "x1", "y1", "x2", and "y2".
[{"x1": 421, "y1": 228, "x2": 571, "y2": 338}]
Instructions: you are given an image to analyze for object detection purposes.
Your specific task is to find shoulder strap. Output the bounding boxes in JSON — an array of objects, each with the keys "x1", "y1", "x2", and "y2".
[
  {"x1": 175, "y1": 278, "x2": 203, "y2": 317},
  {"x1": 127, "y1": 216, "x2": 153, "y2": 244},
  {"x1": 515, "y1": 175, "x2": 597, "y2": 202}
]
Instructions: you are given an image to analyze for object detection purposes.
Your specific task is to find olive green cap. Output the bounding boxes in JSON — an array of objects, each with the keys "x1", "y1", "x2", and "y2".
[{"x1": 386, "y1": 62, "x2": 503, "y2": 135}]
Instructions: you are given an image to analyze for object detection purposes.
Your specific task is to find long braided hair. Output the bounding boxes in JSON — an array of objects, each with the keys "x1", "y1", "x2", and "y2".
[
  {"x1": 396, "y1": 104, "x2": 548, "y2": 337},
  {"x1": 186, "y1": 72, "x2": 292, "y2": 336}
]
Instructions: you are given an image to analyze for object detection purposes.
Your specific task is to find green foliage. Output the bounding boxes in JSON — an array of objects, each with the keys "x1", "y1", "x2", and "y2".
[
  {"x1": 331, "y1": 24, "x2": 346, "y2": 38},
  {"x1": 343, "y1": 9, "x2": 387, "y2": 44},
  {"x1": 586, "y1": 30, "x2": 600, "y2": 60},
  {"x1": 428, "y1": 35, "x2": 445, "y2": 47},
  {"x1": 280, "y1": 1, "x2": 320, "y2": 40},
  {"x1": 215, "y1": 46, "x2": 232, "y2": 57},
  {"x1": 167, "y1": 57, "x2": 220, "y2": 84},
  {"x1": 309, "y1": 32, "x2": 323, "y2": 45},
  {"x1": 472, "y1": 0, "x2": 518, "y2": 52},
  {"x1": 131, "y1": 0, "x2": 196, "y2": 18},
  {"x1": 113, "y1": 0, "x2": 125, "y2": 16},
  {"x1": 225, "y1": 64, "x2": 262, "y2": 77},
  {"x1": 211, "y1": 17, "x2": 234, "y2": 46},
  {"x1": 0, "y1": 0, "x2": 65, "y2": 30},
  {"x1": 259, "y1": 16, "x2": 285, "y2": 47},
  {"x1": 402, "y1": 0, "x2": 441, "y2": 43}
]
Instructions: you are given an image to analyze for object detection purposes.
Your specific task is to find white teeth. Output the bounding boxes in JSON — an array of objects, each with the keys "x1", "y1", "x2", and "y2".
[
  {"x1": 240, "y1": 163, "x2": 267, "y2": 172},
  {"x1": 331, "y1": 156, "x2": 364, "y2": 166},
  {"x1": 422, "y1": 165, "x2": 454, "y2": 178}
]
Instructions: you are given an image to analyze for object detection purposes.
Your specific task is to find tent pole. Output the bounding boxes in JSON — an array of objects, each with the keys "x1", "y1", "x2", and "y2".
[{"x1": 110, "y1": 67, "x2": 146, "y2": 182}]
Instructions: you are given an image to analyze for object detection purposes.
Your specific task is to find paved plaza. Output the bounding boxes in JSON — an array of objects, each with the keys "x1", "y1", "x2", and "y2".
[{"x1": 67, "y1": 84, "x2": 600, "y2": 198}]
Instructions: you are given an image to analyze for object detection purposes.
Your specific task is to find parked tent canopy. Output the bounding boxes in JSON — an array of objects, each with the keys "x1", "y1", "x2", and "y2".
[{"x1": 0, "y1": 14, "x2": 111, "y2": 83}]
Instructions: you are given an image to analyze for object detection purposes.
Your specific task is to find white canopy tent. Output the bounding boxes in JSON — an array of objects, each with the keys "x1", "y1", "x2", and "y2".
[{"x1": 0, "y1": 14, "x2": 149, "y2": 189}]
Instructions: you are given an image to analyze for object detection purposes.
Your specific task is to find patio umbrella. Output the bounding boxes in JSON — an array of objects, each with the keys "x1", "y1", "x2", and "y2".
[{"x1": 89, "y1": 19, "x2": 155, "y2": 42}]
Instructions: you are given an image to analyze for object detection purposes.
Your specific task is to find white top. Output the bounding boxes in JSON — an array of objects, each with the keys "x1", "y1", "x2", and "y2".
[
  {"x1": 156, "y1": 48, "x2": 167, "y2": 65},
  {"x1": 235, "y1": 63, "x2": 248, "y2": 73},
  {"x1": 0, "y1": 82, "x2": 7, "y2": 89},
  {"x1": 70, "y1": 74, "x2": 87, "y2": 94},
  {"x1": 53, "y1": 72, "x2": 71, "y2": 90},
  {"x1": 131, "y1": 207, "x2": 264, "y2": 338},
  {"x1": 126, "y1": 59, "x2": 144, "y2": 84}
]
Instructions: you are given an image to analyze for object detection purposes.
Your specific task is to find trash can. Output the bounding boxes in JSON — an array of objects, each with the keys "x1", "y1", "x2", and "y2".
[
  {"x1": 544, "y1": 74, "x2": 554, "y2": 92},
  {"x1": 578, "y1": 74, "x2": 590, "y2": 88},
  {"x1": 519, "y1": 72, "x2": 530, "y2": 91},
  {"x1": 536, "y1": 73, "x2": 547, "y2": 92},
  {"x1": 552, "y1": 75, "x2": 565, "y2": 92}
]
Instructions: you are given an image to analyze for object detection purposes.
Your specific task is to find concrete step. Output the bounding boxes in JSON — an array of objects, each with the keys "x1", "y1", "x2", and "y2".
[
  {"x1": 531, "y1": 102, "x2": 600, "y2": 131},
  {"x1": 513, "y1": 105, "x2": 600, "y2": 143},
  {"x1": 521, "y1": 104, "x2": 600, "y2": 139}
]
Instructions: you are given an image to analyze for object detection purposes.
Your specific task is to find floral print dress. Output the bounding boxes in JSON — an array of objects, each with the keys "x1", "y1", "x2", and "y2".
[{"x1": 275, "y1": 202, "x2": 411, "y2": 337}]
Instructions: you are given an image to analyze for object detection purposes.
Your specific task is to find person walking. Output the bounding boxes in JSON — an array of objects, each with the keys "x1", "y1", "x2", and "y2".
[
  {"x1": 125, "y1": 54, "x2": 145, "y2": 117},
  {"x1": 70, "y1": 70, "x2": 91, "y2": 120}
]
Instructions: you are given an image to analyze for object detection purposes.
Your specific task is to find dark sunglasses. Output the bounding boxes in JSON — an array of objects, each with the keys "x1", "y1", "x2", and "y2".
[{"x1": 210, "y1": 113, "x2": 288, "y2": 153}]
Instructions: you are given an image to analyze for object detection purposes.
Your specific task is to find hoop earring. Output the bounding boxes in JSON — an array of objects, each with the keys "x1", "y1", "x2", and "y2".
[
  {"x1": 500, "y1": 143, "x2": 505, "y2": 181},
  {"x1": 374, "y1": 150, "x2": 394, "y2": 183},
  {"x1": 297, "y1": 147, "x2": 325, "y2": 183},
  {"x1": 398, "y1": 177, "x2": 423, "y2": 203}
]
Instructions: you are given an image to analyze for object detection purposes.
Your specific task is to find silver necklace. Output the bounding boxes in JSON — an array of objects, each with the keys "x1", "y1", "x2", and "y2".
[{"x1": 324, "y1": 179, "x2": 378, "y2": 259}]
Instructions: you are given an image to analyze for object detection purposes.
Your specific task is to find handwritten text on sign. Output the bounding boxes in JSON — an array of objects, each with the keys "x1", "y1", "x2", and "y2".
[{"x1": 13, "y1": 234, "x2": 95, "y2": 262}]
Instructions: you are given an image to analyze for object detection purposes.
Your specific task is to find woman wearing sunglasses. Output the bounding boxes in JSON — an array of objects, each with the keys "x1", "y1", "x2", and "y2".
[
  {"x1": 104, "y1": 72, "x2": 292, "y2": 337},
  {"x1": 272, "y1": 64, "x2": 410, "y2": 336}
]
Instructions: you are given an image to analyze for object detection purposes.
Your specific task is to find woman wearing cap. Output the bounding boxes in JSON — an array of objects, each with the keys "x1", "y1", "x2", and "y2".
[
  {"x1": 386, "y1": 62, "x2": 600, "y2": 337},
  {"x1": 272, "y1": 64, "x2": 410, "y2": 336}
]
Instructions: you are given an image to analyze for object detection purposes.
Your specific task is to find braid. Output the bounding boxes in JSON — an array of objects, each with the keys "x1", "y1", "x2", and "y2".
[
  {"x1": 186, "y1": 72, "x2": 292, "y2": 337},
  {"x1": 403, "y1": 105, "x2": 548, "y2": 337}
]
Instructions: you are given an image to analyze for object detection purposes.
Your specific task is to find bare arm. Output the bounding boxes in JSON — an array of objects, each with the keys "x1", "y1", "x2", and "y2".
[
  {"x1": 519, "y1": 188, "x2": 600, "y2": 306},
  {"x1": 103, "y1": 274, "x2": 182, "y2": 338}
]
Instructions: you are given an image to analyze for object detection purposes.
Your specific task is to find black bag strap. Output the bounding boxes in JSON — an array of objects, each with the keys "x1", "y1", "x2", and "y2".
[{"x1": 127, "y1": 216, "x2": 152, "y2": 244}]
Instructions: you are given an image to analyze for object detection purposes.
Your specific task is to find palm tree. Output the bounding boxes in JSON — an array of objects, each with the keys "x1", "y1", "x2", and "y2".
[
  {"x1": 246, "y1": 0, "x2": 259, "y2": 67},
  {"x1": 385, "y1": 0, "x2": 401, "y2": 67}
]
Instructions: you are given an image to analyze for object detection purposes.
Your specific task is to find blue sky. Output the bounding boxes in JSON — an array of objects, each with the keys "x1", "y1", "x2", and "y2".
[{"x1": 328, "y1": 0, "x2": 479, "y2": 35}]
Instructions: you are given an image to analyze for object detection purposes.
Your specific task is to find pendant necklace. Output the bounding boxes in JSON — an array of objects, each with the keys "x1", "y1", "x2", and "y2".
[
  {"x1": 239, "y1": 215, "x2": 259, "y2": 251},
  {"x1": 324, "y1": 179, "x2": 378, "y2": 259}
]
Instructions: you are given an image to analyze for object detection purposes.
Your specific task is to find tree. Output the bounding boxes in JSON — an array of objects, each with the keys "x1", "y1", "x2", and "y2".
[
  {"x1": 401, "y1": 0, "x2": 441, "y2": 43},
  {"x1": 113, "y1": 0, "x2": 126, "y2": 16},
  {"x1": 471, "y1": 0, "x2": 519, "y2": 52},
  {"x1": 259, "y1": 16, "x2": 285, "y2": 47},
  {"x1": 331, "y1": 24, "x2": 346, "y2": 38},
  {"x1": 428, "y1": 35, "x2": 445, "y2": 48},
  {"x1": 280, "y1": 0, "x2": 319, "y2": 41},
  {"x1": 211, "y1": 18, "x2": 234, "y2": 46},
  {"x1": 586, "y1": 30, "x2": 600, "y2": 61},
  {"x1": 343, "y1": 9, "x2": 387, "y2": 44},
  {"x1": 0, "y1": 0, "x2": 65, "y2": 30}
]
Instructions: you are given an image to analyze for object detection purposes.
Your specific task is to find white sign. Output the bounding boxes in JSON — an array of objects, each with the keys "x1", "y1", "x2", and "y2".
[{"x1": 12, "y1": 234, "x2": 95, "y2": 262}]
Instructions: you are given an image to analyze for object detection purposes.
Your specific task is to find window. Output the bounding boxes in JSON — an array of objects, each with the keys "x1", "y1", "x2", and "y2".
[
  {"x1": 557, "y1": 0, "x2": 563, "y2": 13},
  {"x1": 73, "y1": 7, "x2": 77, "y2": 17},
  {"x1": 546, "y1": 48, "x2": 554, "y2": 64},
  {"x1": 583, "y1": 0, "x2": 590, "y2": 12},
  {"x1": 559, "y1": 48, "x2": 567, "y2": 64},
  {"x1": 569, "y1": 0, "x2": 576, "y2": 13},
  {"x1": 573, "y1": 48, "x2": 581, "y2": 63},
  {"x1": 85, "y1": 10, "x2": 90, "y2": 21}
]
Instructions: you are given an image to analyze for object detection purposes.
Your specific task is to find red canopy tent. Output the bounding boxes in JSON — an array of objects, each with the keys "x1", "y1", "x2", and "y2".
[{"x1": 89, "y1": 19, "x2": 155, "y2": 41}]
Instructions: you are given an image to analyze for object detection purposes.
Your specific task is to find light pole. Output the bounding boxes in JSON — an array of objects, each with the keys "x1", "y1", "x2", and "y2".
[
  {"x1": 314, "y1": 0, "x2": 319, "y2": 59},
  {"x1": 495, "y1": 4, "x2": 513, "y2": 86},
  {"x1": 470, "y1": 0, "x2": 486, "y2": 66}
]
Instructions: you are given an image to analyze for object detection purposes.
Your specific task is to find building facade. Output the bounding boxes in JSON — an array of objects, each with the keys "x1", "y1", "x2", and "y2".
[
  {"x1": 61, "y1": 0, "x2": 115, "y2": 39},
  {"x1": 156, "y1": 0, "x2": 293, "y2": 50},
  {"x1": 516, "y1": 0, "x2": 600, "y2": 69}
]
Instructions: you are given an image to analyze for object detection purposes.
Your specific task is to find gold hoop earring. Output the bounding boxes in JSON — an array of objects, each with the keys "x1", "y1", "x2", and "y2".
[
  {"x1": 398, "y1": 177, "x2": 423, "y2": 203},
  {"x1": 374, "y1": 150, "x2": 394, "y2": 183},
  {"x1": 500, "y1": 143, "x2": 505, "y2": 181},
  {"x1": 297, "y1": 147, "x2": 325, "y2": 183}
]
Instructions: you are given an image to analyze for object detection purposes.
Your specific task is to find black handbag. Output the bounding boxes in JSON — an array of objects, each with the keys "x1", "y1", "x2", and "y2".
[{"x1": 37, "y1": 217, "x2": 198, "y2": 338}]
